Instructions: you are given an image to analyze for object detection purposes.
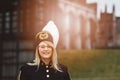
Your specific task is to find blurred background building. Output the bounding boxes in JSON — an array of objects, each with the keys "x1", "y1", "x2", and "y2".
[{"x1": 0, "y1": 0, "x2": 120, "y2": 80}]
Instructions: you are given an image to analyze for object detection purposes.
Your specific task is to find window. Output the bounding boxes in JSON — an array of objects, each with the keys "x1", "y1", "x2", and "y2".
[{"x1": 5, "y1": 12, "x2": 10, "y2": 33}]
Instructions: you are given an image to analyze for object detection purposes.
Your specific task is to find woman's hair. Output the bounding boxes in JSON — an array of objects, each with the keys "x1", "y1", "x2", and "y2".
[{"x1": 27, "y1": 41, "x2": 62, "y2": 72}]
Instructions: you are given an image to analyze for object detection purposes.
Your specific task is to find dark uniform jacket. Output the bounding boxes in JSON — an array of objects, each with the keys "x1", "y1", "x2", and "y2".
[{"x1": 19, "y1": 62, "x2": 71, "y2": 80}]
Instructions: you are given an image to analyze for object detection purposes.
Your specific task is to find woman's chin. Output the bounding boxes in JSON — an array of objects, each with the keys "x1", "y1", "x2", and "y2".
[{"x1": 42, "y1": 55, "x2": 51, "y2": 59}]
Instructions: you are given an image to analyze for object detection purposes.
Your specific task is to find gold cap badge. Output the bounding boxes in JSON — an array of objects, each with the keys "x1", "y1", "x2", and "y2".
[{"x1": 39, "y1": 32, "x2": 48, "y2": 40}]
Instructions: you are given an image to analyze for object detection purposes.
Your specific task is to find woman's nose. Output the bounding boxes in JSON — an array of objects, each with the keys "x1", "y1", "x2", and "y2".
[{"x1": 44, "y1": 46, "x2": 49, "y2": 50}]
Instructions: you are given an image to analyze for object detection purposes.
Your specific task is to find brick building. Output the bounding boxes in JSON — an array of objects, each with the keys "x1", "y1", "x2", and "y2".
[{"x1": 0, "y1": 0, "x2": 120, "y2": 80}]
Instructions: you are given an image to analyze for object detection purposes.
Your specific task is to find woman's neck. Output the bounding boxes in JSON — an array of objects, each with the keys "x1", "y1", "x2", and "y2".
[{"x1": 41, "y1": 58, "x2": 51, "y2": 65}]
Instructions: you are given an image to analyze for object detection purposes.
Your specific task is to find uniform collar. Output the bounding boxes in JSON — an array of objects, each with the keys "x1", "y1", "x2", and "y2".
[{"x1": 40, "y1": 60, "x2": 52, "y2": 67}]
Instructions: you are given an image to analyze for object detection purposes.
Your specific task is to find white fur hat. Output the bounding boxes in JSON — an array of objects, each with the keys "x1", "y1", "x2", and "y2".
[{"x1": 42, "y1": 20, "x2": 59, "y2": 48}]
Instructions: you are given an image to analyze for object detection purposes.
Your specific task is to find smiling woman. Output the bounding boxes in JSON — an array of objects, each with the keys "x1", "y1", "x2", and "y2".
[
  {"x1": 38, "y1": 41, "x2": 54, "y2": 65},
  {"x1": 17, "y1": 21, "x2": 71, "y2": 80}
]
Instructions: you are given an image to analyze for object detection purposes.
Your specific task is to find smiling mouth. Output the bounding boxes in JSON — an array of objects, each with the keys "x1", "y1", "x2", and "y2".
[{"x1": 43, "y1": 52, "x2": 50, "y2": 54}]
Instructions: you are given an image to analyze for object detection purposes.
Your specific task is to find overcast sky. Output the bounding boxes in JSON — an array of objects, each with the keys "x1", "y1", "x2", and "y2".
[{"x1": 86, "y1": 0, "x2": 120, "y2": 19}]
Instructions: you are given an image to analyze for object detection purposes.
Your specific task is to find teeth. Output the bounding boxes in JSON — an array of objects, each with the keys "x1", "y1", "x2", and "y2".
[{"x1": 44, "y1": 52, "x2": 49, "y2": 54}]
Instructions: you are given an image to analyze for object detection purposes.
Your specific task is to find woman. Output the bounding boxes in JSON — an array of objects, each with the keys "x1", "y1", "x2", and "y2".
[{"x1": 18, "y1": 21, "x2": 71, "y2": 80}]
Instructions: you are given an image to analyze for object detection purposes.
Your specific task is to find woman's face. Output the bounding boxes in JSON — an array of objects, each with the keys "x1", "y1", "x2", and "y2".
[{"x1": 38, "y1": 41, "x2": 53, "y2": 60}]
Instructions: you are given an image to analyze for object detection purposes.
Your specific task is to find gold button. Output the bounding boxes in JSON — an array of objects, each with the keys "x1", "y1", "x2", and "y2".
[
  {"x1": 46, "y1": 66, "x2": 48, "y2": 68},
  {"x1": 46, "y1": 70, "x2": 49, "y2": 72},
  {"x1": 46, "y1": 74, "x2": 50, "y2": 78}
]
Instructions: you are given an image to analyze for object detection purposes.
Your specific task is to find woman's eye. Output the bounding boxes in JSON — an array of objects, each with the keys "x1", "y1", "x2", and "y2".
[
  {"x1": 39, "y1": 45, "x2": 51, "y2": 48},
  {"x1": 39, "y1": 45, "x2": 45, "y2": 48},
  {"x1": 47, "y1": 46, "x2": 51, "y2": 48}
]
